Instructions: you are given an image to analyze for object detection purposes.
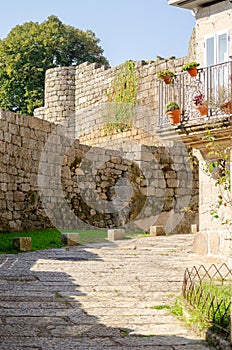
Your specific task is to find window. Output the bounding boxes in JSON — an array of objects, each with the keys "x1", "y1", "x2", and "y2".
[
  {"x1": 205, "y1": 31, "x2": 230, "y2": 100},
  {"x1": 205, "y1": 30, "x2": 230, "y2": 67}
]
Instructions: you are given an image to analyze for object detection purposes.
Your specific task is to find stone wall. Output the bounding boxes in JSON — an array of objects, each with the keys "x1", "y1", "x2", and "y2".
[
  {"x1": 34, "y1": 57, "x2": 189, "y2": 139},
  {"x1": 192, "y1": 146, "x2": 232, "y2": 259},
  {"x1": 1, "y1": 50, "x2": 200, "y2": 234},
  {"x1": 62, "y1": 140, "x2": 199, "y2": 233},
  {"x1": 0, "y1": 109, "x2": 198, "y2": 233},
  {"x1": 0, "y1": 109, "x2": 54, "y2": 231}
]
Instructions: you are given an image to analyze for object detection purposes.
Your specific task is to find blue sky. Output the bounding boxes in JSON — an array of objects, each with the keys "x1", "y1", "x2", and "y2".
[{"x1": 0, "y1": 0, "x2": 195, "y2": 67}]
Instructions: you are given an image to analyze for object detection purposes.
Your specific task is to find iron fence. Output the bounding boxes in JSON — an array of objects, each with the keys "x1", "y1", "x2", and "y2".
[
  {"x1": 158, "y1": 60, "x2": 232, "y2": 127},
  {"x1": 182, "y1": 263, "x2": 232, "y2": 340}
]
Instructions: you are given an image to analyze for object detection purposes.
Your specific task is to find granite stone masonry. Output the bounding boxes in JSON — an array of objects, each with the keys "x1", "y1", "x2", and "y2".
[
  {"x1": 1, "y1": 54, "x2": 199, "y2": 233},
  {"x1": 34, "y1": 57, "x2": 188, "y2": 138},
  {"x1": 0, "y1": 107, "x2": 198, "y2": 233}
]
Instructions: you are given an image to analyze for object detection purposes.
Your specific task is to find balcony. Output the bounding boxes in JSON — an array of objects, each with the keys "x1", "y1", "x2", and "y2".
[
  {"x1": 158, "y1": 60, "x2": 232, "y2": 131},
  {"x1": 168, "y1": 0, "x2": 223, "y2": 10}
]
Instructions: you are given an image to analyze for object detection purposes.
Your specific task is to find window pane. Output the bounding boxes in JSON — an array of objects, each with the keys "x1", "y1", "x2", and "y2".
[
  {"x1": 218, "y1": 33, "x2": 227, "y2": 63},
  {"x1": 206, "y1": 37, "x2": 215, "y2": 66}
]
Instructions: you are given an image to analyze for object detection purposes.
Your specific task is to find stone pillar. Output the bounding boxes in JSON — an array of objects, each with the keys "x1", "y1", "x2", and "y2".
[
  {"x1": 13, "y1": 237, "x2": 32, "y2": 251},
  {"x1": 192, "y1": 148, "x2": 232, "y2": 257},
  {"x1": 150, "y1": 226, "x2": 165, "y2": 236},
  {"x1": 61, "y1": 233, "x2": 80, "y2": 246},
  {"x1": 108, "y1": 229, "x2": 125, "y2": 241}
]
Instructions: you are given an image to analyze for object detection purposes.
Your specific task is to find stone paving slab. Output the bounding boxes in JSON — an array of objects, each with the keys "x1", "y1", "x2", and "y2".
[{"x1": 0, "y1": 234, "x2": 224, "y2": 349}]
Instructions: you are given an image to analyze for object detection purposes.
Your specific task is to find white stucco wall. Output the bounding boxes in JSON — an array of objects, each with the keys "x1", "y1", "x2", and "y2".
[{"x1": 195, "y1": 1, "x2": 232, "y2": 66}]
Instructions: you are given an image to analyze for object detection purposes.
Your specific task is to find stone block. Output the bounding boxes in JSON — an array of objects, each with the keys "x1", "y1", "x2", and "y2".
[
  {"x1": 150, "y1": 226, "x2": 165, "y2": 236},
  {"x1": 108, "y1": 229, "x2": 125, "y2": 241},
  {"x1": 192, "y1": 232, "x2": 208, "y2": 255},
  {"x1": 13, "y1": 237, "x2": 32, "y2": 251},
  {"x1": 191, "y1": 224, "x2": 199, "y2": 234},
  {"x1": 209, "y1": 232, "x2": 220, "y2": 255},
  {"x1": 13, "y1": 191, "x2": 25, "y2": 202},
  {"x1": 61, "y1": 233, "x2": 80, "y2": 246}
]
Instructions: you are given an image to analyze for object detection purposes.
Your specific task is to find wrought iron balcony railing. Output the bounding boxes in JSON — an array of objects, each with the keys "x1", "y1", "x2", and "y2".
[{"x1": 158, "y1": 60, "x2": 232, "y2": 127}]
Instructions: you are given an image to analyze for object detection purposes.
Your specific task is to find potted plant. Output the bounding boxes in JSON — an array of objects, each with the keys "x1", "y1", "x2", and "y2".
[
  {"x1": 220, "y1": 100, "x2": 232, "y2": 114},
  {"x1": 193, "y1": 93, "x2": 208, "y2": 116},
  {"x1": 182, "y1": 62, "x2": 200, "y2": 77},
  {"x1": 165, "y1": 101, "x2": 181, "y2": 125},
  {"x1": 157, "y1": 70, "x2": 175, "y2": 84}
]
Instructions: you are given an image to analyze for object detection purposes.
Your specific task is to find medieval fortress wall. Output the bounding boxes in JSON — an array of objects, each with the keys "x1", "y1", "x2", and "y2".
[
  {"x1": 0, "y1": 54, "x2": 199, "y2": 233},
  {"x1": 34, "y1": 57, "x2": 187, "y2": 139}
]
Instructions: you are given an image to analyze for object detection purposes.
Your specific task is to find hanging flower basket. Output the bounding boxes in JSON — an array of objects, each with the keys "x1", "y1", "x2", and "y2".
[
  {"x1": 196, "y1": 103, "x2": 208, "y2": 116},
  {"x1": 167, "y1": 110, "x2": 181, "y2": 125},
  {"x1": 187, "y1": 66, "x2": 198, "y2": 77},
  {"x1": 220, "y1": 101, "x2": 232, "y2": 114},
  {"x1": 182, "y1": 62, "x2": 199, "y2": 78},
  {"x1": 157, "y1": 70, "x2": 175, "y2": 85},
  {"x1": 193, "y1": 93, "x2": 208, "y2": 116},
  {"x1": 165, "y1": 101, "x2": 181, "y2": 125},
  {"x1": 163, "y1": 75, "x2": 172, "y2": 84}
]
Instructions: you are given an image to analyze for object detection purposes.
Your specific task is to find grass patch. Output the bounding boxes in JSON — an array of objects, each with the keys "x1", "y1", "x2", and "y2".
[
  {"x1": 171, "y1": 281, "x2": 231, "y2": 338},
  {"x1": 0, "y1": 228, "x2": 143, "y2": 254},
  {"x1": 170, "y1": 296, "x2": 184, "y2": 317},
  {"x1": 151, "y1": 305, "x2": 171, "y2": 310},
  {"x1": 0, "y1": 228, "x2": 65, "y2": 254},
  {"x1": 193, "y1": 281, "x2": 231, "y2": 333},
  {"x1": 170, "y1": 296, "x2": 211, "y2": 334},
  {"x1": 120, "y1": 329, "x2": 130, "y2": 335}
]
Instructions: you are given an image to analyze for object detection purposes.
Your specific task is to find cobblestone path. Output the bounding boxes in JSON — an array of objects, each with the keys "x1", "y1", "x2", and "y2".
[{"x1": 0, "y1": 234, "x2": 221, "y2": 349}]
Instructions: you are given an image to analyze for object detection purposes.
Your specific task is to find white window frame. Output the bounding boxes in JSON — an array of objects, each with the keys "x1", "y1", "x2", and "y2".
[{"x1": 204, "y1": 30, "x2": 230, "y2": 67}]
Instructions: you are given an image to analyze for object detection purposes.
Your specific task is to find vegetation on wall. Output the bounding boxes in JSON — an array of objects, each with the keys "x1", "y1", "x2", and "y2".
[
  {"x1": 187, "y1": 129, "x2": 231, "y2": 225},
  {"x1": 202, "y1": 130, "x2": 231, "y2": 224},
  {"x1": 105, "y1": 60, "x2": 138, "y2": 133},
  {"x1": 0, "y1": 16, "x2": 108, "y2": 115}
]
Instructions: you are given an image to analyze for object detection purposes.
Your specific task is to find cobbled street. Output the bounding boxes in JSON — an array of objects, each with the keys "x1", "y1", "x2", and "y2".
[{"x1": 0, "y1": 234, "x2": 224, "y2": 349}]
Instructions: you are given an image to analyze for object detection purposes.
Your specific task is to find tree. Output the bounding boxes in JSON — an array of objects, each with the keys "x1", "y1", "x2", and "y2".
[{"x1": 0, "y1": 16, "x2": 109, "y2": 115}]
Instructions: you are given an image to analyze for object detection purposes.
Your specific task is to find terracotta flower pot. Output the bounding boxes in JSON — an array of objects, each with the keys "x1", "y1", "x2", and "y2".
[
  {"x1": 196, "y1": 103, "x2": 208, "y2": 116},
  {"x1": 187, "y1": 67, "x2": 198, "y2": 77},
  {"x1": 163, "y1": 75, "x2": 172, "y2": 85},
  {"x1": 167, "y1": 110, "x2": 181, "y2": 125},
  {"x1": 220, "y1": 101, "x2": 232, "y2": 114}
]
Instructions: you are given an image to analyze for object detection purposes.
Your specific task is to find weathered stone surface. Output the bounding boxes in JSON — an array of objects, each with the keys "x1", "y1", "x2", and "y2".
[
  {"x1": 61, "y1": 233, "x2": 80, "y2": 246},
  {"x1": 0, "y1": 109, "x2": 198, "y2": 234},
  {"x1": 191, "y1": 224, "x2": 199, "y2": 234},
  {"x1": 108, "y1": 229, "x2": 125, "y2": 240},
  {"x1": 150, "y1": 225, "x2": 166, "y2": 236},
  {"x1": 192, "y1": 232, "x2": 208, "y2": 255},
  {"x1": 0, "y1": 235, "x2": 216, "y2": 349},
  {"x1": 12, "y1": 237, "x2": 32, "y2": 251},
  {"x1": 209, "y1": 232, "x2": 220, "y2": 255}
]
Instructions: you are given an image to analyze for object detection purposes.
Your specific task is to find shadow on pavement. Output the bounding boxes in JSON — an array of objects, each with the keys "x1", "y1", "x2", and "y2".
[{"x1": 0, "y1": 245, "x2": 210, "y2": 350}]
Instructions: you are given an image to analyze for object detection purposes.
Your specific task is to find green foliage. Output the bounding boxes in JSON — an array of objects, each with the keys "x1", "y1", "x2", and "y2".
[
  {"x1": 105, "y1": 60, "x2": 138, "y2": 133},
  {"x1": 0, "y1": 16, "x2": 108, "y2": 115},
  {"x1": 187, "y1": 129, "x2": 231, "y2": 224},
  {"x1": 165, "y1": 101, "x2": 180, "y2": 112},
  {"x1": 182, "y1": 61, "x2": 200, "y2": 71},
  {"x1": 151, "y1": 304, "x2": 171, "y2": 310},
  {"x1": 171, "y1": 296, "x2": 183, "y2": 317},
  {"x1": 185, "y1": 281, "x2": 231, "y2": 335},
  {"x1": 202, "y1": 130, "x2": 231, "y2": 224},
  {"x1": 157, "y1": 69, "x2": 175, "y2": 79}
]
